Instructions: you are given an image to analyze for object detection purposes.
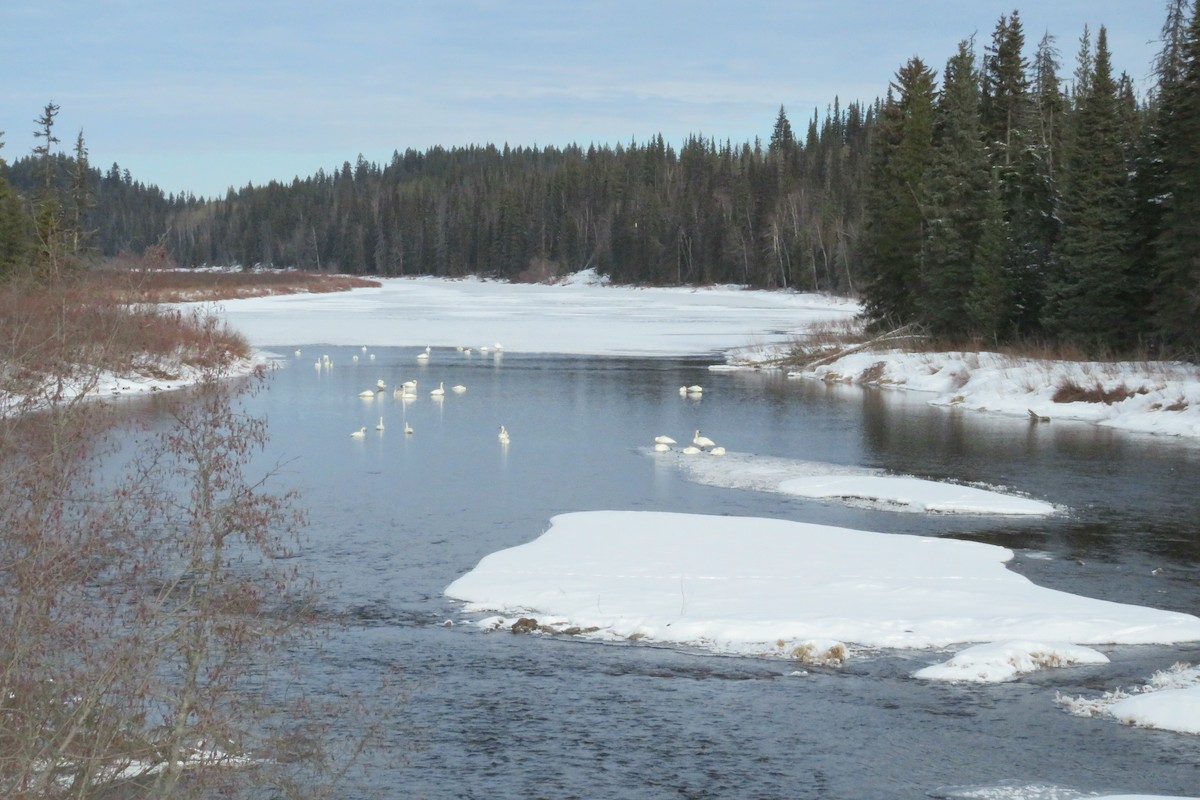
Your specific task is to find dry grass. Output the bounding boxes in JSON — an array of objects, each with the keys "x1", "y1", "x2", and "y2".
[
  {"x1": 790, "y1": 641, "x2": 848, "y2": 667},
  {"x1": 1051, "y1": 379, "x2": 1139, "y2": 405},
  {"x1": 0, "y1": 275, "x2": 251, "y2": 399},
  {"x1": 778, "y1": 319, "x2": 868, "y2": 368},
  {"x1": 89, "y1": 261, "x2": 382, "y2": 303}
]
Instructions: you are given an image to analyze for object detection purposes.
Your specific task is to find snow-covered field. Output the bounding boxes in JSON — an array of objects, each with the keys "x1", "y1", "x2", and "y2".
[{"x1": 193, "y1": 275, "x2": 1200, "y2": 768}]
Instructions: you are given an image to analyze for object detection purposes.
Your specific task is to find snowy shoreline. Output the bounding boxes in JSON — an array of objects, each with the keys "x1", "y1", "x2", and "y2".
[
  {"x1": 0, "y1": 354, "x2": 267, "y2": 415},
  {"x1": 781, "y1": 349, "x2": 1200, "y2": 440}
]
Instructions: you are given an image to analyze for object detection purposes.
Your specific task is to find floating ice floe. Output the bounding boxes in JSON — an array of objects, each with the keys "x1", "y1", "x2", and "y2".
[
  {"x1": 913, "y1": 640, "x2": 1110, "y2": 682},
  {"x1": 777, "y1": 475, "x2": 1056, "y2": 515},
  {"x1": 664, "y1": 451, "x2": 1055, "y2": 515},
  {"x1": 445, "y1": 511, "x2": 1200, "y2": 655}
]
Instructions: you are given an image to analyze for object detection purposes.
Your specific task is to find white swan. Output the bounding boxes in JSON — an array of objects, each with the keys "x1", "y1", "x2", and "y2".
[
  {"x1": 402, "y1": 379, "x2": 417, "y2": 389},
  {"x1": 498, "y1": 425, "x2": 510, "y2": 443},
  {"x1": 654, "y1": 435, "x2": 676, "y2": 445},
  {"x1": 452, "y1": 384, "x2": 467, "y2": 393},
  {"x1": 654, "y1": 442, "x2": 671, "y2": 452},
  {"x1": 352, "y1": 354, "x2": 359, "y2": 362},
  {"x1": 377, "y1": 379, "x2": 387, "y2": 389},
  {"x1": 430, "y1": 382, "x2": 445, "y2": 397},
  {"x1": 693, "y1": 430, "x2": 716, "y2": 448},
  {"x1": 678, "y1": 386, "x2": 688, "y2": 396},
  {"x1": 358, "y1": 390, "x2": 375, "y2": 398},
  {"x1": 350, "y1": 427, "x2": 366, "y2": 438},
  {"x1": 361, "y1": 345, "x2": 368, "y2": 352},
  {"x1": 369, "y1": 353, "x2": 375, "y2": 361},
  {"x1": 681, "y1": 445, "x2": 702, "y2": 455},
  {"x1": 375, "y1": 416, "x2": 385, "y2": 431},
  {"x1": 404, "y1": 422, "x2": 414, "y2": 435},
  {"x1": 294, "y1": 349, "x2": 302, "y2": 357},
  {"x1": 709, "y1": 446, "x2": 726, "y2": 456},
  {"x1": 687, "y1": 385, "x2": 703, "y2": 394}
]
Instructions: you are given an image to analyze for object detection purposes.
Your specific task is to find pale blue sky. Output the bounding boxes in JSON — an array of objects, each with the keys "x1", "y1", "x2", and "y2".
[{"x1": 1, "y1": 1, "x2": 1170, "y2": 199}]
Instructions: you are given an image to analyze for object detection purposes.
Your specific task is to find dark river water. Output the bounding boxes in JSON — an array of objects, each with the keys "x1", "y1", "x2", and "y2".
[{"x1": 135, "y1": 347, "x2": 1200, "y2": 799}]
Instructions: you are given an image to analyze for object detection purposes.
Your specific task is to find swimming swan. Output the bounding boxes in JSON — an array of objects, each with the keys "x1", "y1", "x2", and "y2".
[
  {"x1": 498, "y1": 425, "x2": 510, "y2": 444},
  {"x1": 375, "y1": 417, "x2": 385, "y2": 431},
  {"x1": 452, "y1": 384, "x2": 467, "y2": 393},
  {"x1": 404, "y1": 422, "x2": 414, "y2": 435},
  {"x1": 358, "y1": 390, "x2": 375, "y2": 398},
  {"x1": 430, "y1": 382, "x2": 445, "y2": 396},
  {"x1": 350, "y1": 427, "x2": 366, "y2": 438}
]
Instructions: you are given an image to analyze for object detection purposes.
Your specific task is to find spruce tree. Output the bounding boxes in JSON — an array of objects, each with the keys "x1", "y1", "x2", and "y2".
[
  {"x1": 1045, "y1": 26, "x2": 1136, "y2": 352},
  {"x1": 768, "y1": 105, "x2": 795, "y2": 158},
  {"x1": 981, "y1": 11, "x2": 1031, "y2": 169},
  {"x1": 0, "y1": 133, "x2": 32, "y2": 276},
  {"x1": 920, "y1": 38, "x2": 990, "y2": 339},
  {"x1": 980, "y1": 11, "x2": 1057, "y2": 341},
  {"x1": 31, "y1": 102, "x2": 64, "y2": 281},
  {"x1": 861, "y1": 58, "x2": 937, "y2": 330},
  {"x1": 1152, "y1": 3, "x2": 1200, "y2": 354}
]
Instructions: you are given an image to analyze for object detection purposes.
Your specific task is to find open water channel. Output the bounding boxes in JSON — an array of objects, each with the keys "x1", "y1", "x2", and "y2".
[{"x1": 137, "y1": 346, "x2": 1200, "y2": 799}]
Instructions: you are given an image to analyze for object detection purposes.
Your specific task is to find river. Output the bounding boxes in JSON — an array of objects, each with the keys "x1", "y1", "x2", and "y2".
[{"x1": 158, "y1": 346, "x2": 1200, "y2": 798}]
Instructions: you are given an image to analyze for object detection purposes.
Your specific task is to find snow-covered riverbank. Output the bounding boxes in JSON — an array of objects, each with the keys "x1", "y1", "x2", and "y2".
[{"x1": 787, "y1": 349, "x2": 1200, "y2": 440}]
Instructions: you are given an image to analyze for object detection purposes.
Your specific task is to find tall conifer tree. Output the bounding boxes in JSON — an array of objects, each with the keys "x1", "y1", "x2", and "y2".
[
  {"x1": 861, "y1": 58, "x2": 937, "y2": 330},
  {"x1": 920, "y1": 39, "x2": 990, "y2": 338},
  {"x1": 1152, "y1": 3, "x2": 1200, "y2": 354},
  {"x1": 1045, "y1": 27, "x2": 1136, "y2": 351}
]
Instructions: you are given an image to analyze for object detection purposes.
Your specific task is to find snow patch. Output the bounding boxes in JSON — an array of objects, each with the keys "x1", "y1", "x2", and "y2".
[
  {"x1": 1057, "y1": 663, "x2": 1200, "y2": 735},
  {"x1": 445, "y1": 511, "x2": 1200, "y2": 655},
  {"x1": 659, "y1": 450, "x2": 1055, "y2": 515},
  {"x1": 913, "y1": 640, "x2": 1109, "y2": 682}
]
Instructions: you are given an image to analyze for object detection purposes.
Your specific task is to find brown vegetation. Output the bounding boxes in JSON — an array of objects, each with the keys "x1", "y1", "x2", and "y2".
[
  {"x1": 0, "y1": 271, "x2": 387, "y2": 796},
  {"x1": 1051, "y1": 379, "x2": 1138, "y2": 405},
  {"x1": 90, "y1": 257, "x2": 382, "y2": 304},
  {"x1": 0, "y1": 275, "x2": 250, "y2": 406}
]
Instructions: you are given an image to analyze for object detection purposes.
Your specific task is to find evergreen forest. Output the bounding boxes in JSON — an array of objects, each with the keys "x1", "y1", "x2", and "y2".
[{"x1": 2, "y1": 4, "x2": 1199, "y2": 358}]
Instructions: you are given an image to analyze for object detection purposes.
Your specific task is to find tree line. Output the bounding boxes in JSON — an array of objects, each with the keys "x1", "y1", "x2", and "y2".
[
  {"x1": 2, "y1": 3, "x2": 1198, "y2": 358},
  {"x1": 863, "y1": 4, "x2": 1200, "y2": 357}
]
